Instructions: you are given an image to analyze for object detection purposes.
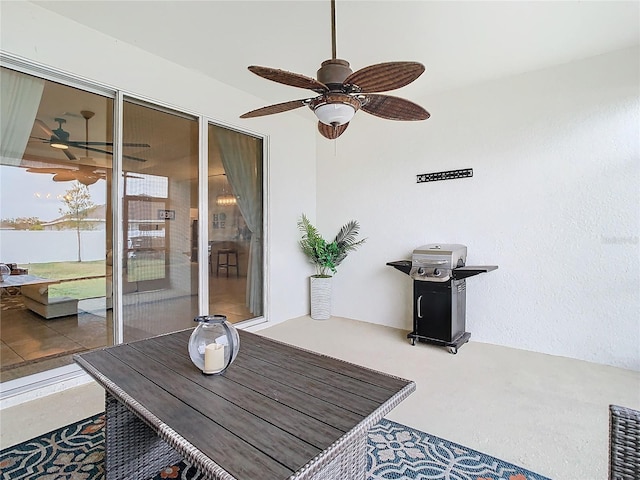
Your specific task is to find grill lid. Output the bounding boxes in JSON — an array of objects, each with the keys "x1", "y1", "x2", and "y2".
[
  {"x1": 386, "y1": 244, "x2": 498, "y2": 281},
  {"x1": 410, "y1": 244, "x2": 467, "y2": 282}
]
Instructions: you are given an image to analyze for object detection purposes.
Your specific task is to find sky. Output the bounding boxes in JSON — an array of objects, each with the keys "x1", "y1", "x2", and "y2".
[{"x1": 0, "y1": 166, "x2": 107, "y2": 222}]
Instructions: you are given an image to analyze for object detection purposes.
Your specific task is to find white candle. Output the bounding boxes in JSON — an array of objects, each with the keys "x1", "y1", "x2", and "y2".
[{"x1": 203, "y1": 342, "x2": 225, "y2": 374}]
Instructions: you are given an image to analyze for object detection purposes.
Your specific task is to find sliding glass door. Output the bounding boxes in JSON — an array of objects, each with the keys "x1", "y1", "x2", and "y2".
[
  {"x1": 207, "y1": 125, "x2": 263, "y2": 323},
  {"x1": 0, "y1": 67, "x2": 113, "y2": 382},
  {"x1": 0, "y1": 60, "x2": 266, "y2": 386},
  {"x1": 120, "y1": 100, "x2": 200, "y2": 342}
]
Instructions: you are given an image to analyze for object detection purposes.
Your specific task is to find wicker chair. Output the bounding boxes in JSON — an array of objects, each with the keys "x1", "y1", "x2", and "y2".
[{"x1": 609, "y1": 404, "x2": 640, "y2": 480}]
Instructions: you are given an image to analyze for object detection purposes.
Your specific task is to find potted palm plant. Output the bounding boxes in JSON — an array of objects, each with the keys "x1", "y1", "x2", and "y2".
[{"x1": 297, "y1": 214, "x2": 366, "y2": 319}]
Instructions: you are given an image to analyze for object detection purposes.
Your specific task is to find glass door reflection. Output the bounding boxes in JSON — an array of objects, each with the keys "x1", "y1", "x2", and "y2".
[
  {"x1": 207, "y1": 124, "x2": 263, "y2": 324},
  {"x1": 121, "y1": 100, "x2": 199, "y2": 341}
]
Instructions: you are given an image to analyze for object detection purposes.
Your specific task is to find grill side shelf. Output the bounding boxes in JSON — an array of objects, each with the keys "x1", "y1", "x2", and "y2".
[
  {"x1": 386, "y1": 260, "x2": 412, "y2": 275},
  {"x1": 452, "y1": 265, "x2": 498, "y2": 280}
]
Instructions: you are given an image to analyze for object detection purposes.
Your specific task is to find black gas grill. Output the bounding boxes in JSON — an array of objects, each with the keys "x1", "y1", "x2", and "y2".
[{"x1": 387, "y1": 244, "x2": 497, "y2": 354}]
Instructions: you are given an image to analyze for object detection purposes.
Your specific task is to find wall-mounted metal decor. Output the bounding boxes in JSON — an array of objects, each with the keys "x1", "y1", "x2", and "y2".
[
  {"x1": 157, "y1": 209, "x2": 175, "y2": 220},
  {"x1": 417, "y1": 168, "x2": 473, "y2": 183}
]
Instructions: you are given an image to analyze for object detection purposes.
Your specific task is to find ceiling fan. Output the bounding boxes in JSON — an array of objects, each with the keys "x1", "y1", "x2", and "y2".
[
  {"x1": 27, "y1": 110, "x2": 147, "y2": 185},
  {"x1": 31, "y1": 110, "x2": 149, "y2": 162},
  {"x1": 240, "y1": 0, "x2": 430, "y2": 139},
  {"x1": 26, "y1": 164, "x2": 106, "y2": 186},
  {"x1": 26, "y1": 165, "x2": 143, "y2": 186}
]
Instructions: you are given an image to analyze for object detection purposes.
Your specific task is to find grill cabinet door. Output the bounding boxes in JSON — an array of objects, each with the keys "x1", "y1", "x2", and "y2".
[{"x1": 413, "y1": 280, "x2": 466, "y2": 342}]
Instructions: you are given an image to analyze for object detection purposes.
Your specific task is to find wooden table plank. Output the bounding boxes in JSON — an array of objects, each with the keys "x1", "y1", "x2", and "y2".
[
  {"x1": 78, "y1": 349, "x2": 293, "y2": 480},
  {"x1": 221, "y1": 363, "x2": 364, "y2": 431},
  {"x1": 233, "y1": 350, "x2": 381, "y2": 416},
  {"x1": 143, "y1": 332, "x2": 369, "y2": 431},
  {"x1": 153, "y1": 330, "x2": 380, "y2": 417},
  {"x1": 131, "y1": 338, "x2": 346, "y2": 447},
  {"x1": 154, "y1": 330, "x2": 381, "y2": 416},
  {"x1": 113, "y1": 345, "x2": 321, "y2": 471},
  {"x1": 240, "y1": 331, "x2": 410, "y2": 391},
  {"x1": 237, "y1": 332, "x2": 397, "y2": 403},
  {"x1": 171, "y1": 329, "x2": 408, "y2": 397}
]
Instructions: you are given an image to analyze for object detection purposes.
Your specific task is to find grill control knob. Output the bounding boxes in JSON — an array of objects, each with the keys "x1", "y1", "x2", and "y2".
[
  {"x1": 434, "y1": 268, "x2": 441, "y2": 276},
  {"x1": 417, "y1": 267, "x2": 425, "y2": 275}
]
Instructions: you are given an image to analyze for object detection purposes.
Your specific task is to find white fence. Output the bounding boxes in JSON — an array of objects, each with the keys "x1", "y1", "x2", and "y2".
[{"x1": 0, "y1": 230, "x2": 106, "y2": 264}]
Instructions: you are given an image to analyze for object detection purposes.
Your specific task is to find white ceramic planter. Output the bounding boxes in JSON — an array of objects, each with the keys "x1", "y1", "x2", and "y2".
[{"x1": 310, "y1": 275, "x2": 332, "y2": 320}]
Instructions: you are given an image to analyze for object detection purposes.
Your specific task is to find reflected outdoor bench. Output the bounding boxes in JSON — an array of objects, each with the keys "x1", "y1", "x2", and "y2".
[{"x1": 74, "y1": 329, "x2": 415, "y2": 480}]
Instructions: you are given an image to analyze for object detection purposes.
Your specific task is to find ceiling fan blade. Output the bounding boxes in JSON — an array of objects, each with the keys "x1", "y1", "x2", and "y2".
[
  {"x1": 361, "y1": 94, "x2": 430, "y2": 121},
  {"x1": 77, "y1": 173, "x2": 101, "y2": 186},
  {"x1": 52, "y1": 171, "x2": 77, "y2": 182},
  {"x1": 26, "y1": 168, "x2": 62, "y2": 174},
  {"x1": 62, "y1": 148, "x2": 77, "y2": 161},
  {"x1": 248, "y1": 66, "x2": 328, "y2": 93},
  {"x1": 35, "y1": 119, "x2": 54, "y2": 137},
  {"x1": 122, "y1": 153, "x2": 147, "y2": 162},
  {"x1": 70, "y1": 141, "x2": 151, "y2": 148},
  {"x1": 240, "y1": 99, "x2": 310, "y2": 119},
  {"x1": 345, "y1": 62, "x2": 425, "y2": 93},
  {"x1": 70, "y1": 144, "x2": 146, "y2": 162},
  {"x1": 318, "y1": 121, "x2": 349, "y2": 139}
]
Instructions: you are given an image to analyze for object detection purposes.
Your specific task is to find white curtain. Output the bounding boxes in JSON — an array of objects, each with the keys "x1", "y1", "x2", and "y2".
[
  {"x1": 0, "y1": 68, "x2": 45, "y2": 166},
  {"x1": 214, "y1": 128, "x2": 263, "y2": 316}
]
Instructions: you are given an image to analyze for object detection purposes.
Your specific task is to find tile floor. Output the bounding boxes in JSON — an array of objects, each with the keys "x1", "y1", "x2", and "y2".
[
  {"x1": 0, "y1": 297, "x2": 112, "y2": 382},
  {"x1": 0, "y1": 273, "x2": 255, "y2": 382}
]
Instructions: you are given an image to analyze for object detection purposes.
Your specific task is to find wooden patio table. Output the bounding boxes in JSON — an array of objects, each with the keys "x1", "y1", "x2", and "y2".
[{"x1": 74, "y1": 329, "x2": 415, "y2": 480}]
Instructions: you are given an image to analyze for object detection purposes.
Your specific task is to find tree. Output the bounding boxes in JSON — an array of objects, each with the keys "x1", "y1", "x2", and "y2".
[{"x1": 59, "y1": 181, "x2": 95, "y2": 262}]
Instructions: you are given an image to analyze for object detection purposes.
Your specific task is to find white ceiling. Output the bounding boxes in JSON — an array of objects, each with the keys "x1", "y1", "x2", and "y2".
[{"x1": 32, "y1": 0, "x2": 640, "y2": 109}]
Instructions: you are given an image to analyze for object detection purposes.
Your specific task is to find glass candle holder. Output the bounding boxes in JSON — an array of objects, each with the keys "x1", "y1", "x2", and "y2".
[
  {"x1": 188, "y1": 315, "x2": 239, "y2": 375},
  {"x1": 0, "y1": 264, "x2": 10, "y2": 282}
]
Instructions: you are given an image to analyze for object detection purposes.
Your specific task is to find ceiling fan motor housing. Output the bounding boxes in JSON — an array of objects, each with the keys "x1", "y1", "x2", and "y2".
[
  {"x1": 314, "y1": 59, "x2": 370, "y2": 126},
  {"x1": 317, "y1": 59, "x2": 353, "y2": 90}
]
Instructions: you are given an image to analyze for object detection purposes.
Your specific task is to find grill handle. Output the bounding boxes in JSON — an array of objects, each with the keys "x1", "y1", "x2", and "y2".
[{"x1": 417, "y1": 295, "x2": 423, "y2": 318}]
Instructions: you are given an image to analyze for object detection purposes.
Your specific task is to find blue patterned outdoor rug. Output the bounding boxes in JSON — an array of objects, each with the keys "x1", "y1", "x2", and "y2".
[{"x1": 0, "y1": 414, "x2": 551, "y2": 480}]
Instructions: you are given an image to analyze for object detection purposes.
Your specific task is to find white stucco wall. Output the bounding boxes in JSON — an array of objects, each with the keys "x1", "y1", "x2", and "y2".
[
  {"x1": 0, "y1": 0, "x2": 317, "y2": 325},
  {"x1": 0, "y1": 230, "x2": 105, "y2": 263},
  {"x1": 317, "y1": 47, "x2": 640, "y2": 370},
  {"x1": 2, "y1": 2, "x2": 638, "y2": 372}
]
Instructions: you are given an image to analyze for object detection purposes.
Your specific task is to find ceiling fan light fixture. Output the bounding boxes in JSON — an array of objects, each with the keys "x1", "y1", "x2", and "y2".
[
  {"x1": 314, "y1": 103, "x2": 355, "y2": 126},
  {"x1": 50, "y1": 138, "x2": 69, "y2": 149},
  {"x1": 310, "y1": 93, "x2": 361, "y2": 126},
  {"x1": 49, "y1": 118, "x2": 71, "y2": 149}
]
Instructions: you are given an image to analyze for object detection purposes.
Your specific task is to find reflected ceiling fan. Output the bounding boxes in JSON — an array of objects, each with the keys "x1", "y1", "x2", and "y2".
[
  {"x1": 240, "y1": 0, "x2": 430, "y2": 139},
  {"x1": 31, "y1": 110, "x2": 149, "y2": 162},
  {"x1": 27, "y1": 110, "x2": 145, "y2": 185},
  {"x1": 26, "y1": 164, "x2": 106, "y2": 186},
  {"x1": 26, "y1": 165, "x2": 142, "y2": 186}
]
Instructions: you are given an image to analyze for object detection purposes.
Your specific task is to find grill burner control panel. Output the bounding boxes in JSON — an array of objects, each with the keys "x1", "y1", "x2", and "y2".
[
  {"x1": 386, "y1": 246, "x2": 497, "y2": 354},
  {"x1": 386, "y1": 261, "x2": 497, "y2": 281}
]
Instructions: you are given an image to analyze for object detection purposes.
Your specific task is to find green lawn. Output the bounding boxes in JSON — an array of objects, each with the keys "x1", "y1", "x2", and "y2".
[
  {"x1": 127, "y1": 258, "x2": 165, "y2": 282},
  {"x1": 21, "y1": 260, "x2": 105, "y2": 280},
  {"x1": 19, "y1": 260, "x2": 106, "y2": 300},
  {"x1": 19, "y1": 259, "x2": 166, "y2": 299}
]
